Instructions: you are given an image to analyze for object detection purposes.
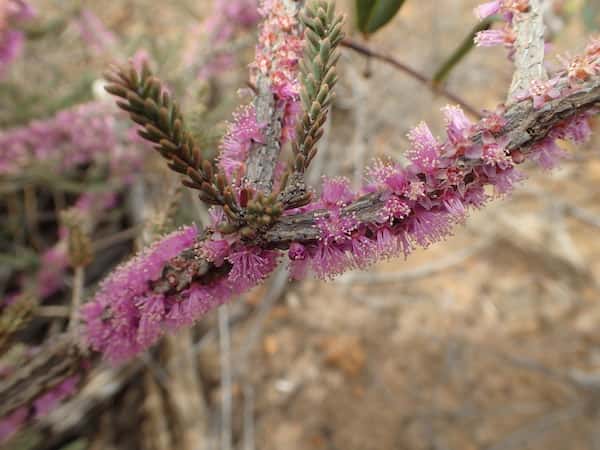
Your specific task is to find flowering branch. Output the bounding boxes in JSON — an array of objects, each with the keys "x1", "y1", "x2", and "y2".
[
  {"x1": 85, "y1": 56, "x2": 600, "y2": 363},
  {"x1": 72, "y1": 0, "x2": 600, "y2": 366},
  {"x1": 3, "y1": 2, "x2": 600, "y2": 438},
  {"x1": 4, "y1": 0, "x2": 600, "y2": 418},
  {"x1": 264, "y1": 78, "x2": 600, "y2": 244}
]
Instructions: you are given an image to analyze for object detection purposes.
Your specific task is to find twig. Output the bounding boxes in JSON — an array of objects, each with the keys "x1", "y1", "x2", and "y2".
[
  {"x1": 23, "y1": 184, "x2": 43, "y2": 251},
  {"x1": 142, "y1": 371, "x2": 173, "y2": 450},
  {"x1": 35, "y1": 305, "x2": 69, "y2": 318},
  {"x1": 68, "y1": 266, "x2": 84, "y2": 335},
  {"x1": 340, "y1": 38, "x2": 481, "y2": 118},
  {"x1": 243, "y1": 383, "x2": 255, "y2": 450},
  {"x1": 0, "y1": 334, "x2": 82, "y2": 418},
  {"x1": 484, "y1": 403, "x2": 584, "y2": 450},
  {"x1": 92, "y1": 225, "x2": 145, "y2": 252},
  {"x1": 37, "y1": 363, "x2": 141, "y2": 436},
  {"x1": 162, "y1": 329, "x2": 208, "y2": 450},
  {"x1": 235, "y1": 266, "x2": 289, "y2": 374},
  {"x1": 566, "y1": 204, "x2": 600, "y2": 228},
  {"x1": 219, "y1": 304, "x2": 233, "y2": 450}
]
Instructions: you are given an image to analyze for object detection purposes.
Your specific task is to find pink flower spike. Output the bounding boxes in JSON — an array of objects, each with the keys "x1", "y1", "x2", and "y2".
[
  {"x1": 529, "y1": 79, "x2": 562, "y2": 109},
  {"x1": 407, "y1": 209, "x2": 453, "y2": 247},
  {"x1": 374, "y1": 226, "x2": 407, "y2": 259},
  {"x1": 475, "y1": 27, "x2": 515, "y2": 48},
  {"x1": 442, "y1": 194, "x2": 467, "y2": 220},
  {"x1": 310, "y1": 241, "x2": 351, "y2": 279},
  {"x1": 490, "y1": 167, "x2": 526, "y2": 196},
  {"x1": 383, "y1": 195, "x2": 411, "y2": 221},
  {"x1": 82, "y1": 225, "x2": 198, "y2": 362},
  {"x1": 529, "y1": 137, "x2": 568, "y2": 170},
  {"x1": 443, "y1": 105, "x2": 473, "y2": 145},
  {"x1": 33, "y1": 375, "x2": 80, "y2": 418},
  {"x1": 0, "y1": 407, "x2": 27, "y2": 443},
  {"x1": 135, "y1": 294, "x2": 166, "y2": 348},
  {"x1": 288, "y1": 243, "x2": 309, "y2": 280},
  {"x1": 203, "y1": 238, "x2": 230, "y2": 266},
  {"x1": 76, "y1": 9, "x2": 116, "y2": 53},
  {"x1": 407, "y1": 122, "x2": 440, "y2": 173},
  {"x1": 218, "y1": 105, "x2": 264, "y2": 179},
  {"x1": 321, "y1": 176, "x2": 355, "y2": 207},
  {"x1": 349, "y1": 233, "x2": 377, "y2": 268},
  {"x1": 550, "y1": 114, "x2": 592, "y2": 144},
  {"x1": 227, "y1": 246, "x2": 278, "y2": 287}
]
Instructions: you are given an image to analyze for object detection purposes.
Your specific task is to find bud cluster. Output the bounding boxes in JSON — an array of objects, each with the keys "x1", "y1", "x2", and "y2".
[
  {"x1": 293, "y1": 1, "x2": 344, "y2": 173},
  {"x1": 104, "y1": 63, "x2": 229, "y2": 206},
  {"x1": 61, "y1": 210, "x2": 94, "y2": 268}
]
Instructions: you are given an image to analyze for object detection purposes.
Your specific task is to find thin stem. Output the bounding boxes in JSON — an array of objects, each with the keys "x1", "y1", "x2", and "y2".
[
  {"x1": 243, "y1": 383, "x2": 255, "y2": 450},
  {"x1": 219, "y1": 304, "x2": 232, "y2": 450},
  {"x1": 68, "y1": 267, "x2": 84, "y2": 335},
  {"x1": 341, "y1": 38, "x2": 481, "y2": 118}
]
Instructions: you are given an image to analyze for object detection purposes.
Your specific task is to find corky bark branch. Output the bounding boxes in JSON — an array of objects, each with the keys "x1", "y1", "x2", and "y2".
[
  {"x1": 263, "y1": 77, "x2": 600, "y2": 245},
  {"x1": 150, "y1": 72, "x2": 600, "y2": 291},
  {"x1": 245, "y1": 0, "x2": 305, "y2": 194},
  {"x1": 508, "y1": 0, "x2": 547, "y2": 102},
  {"x1": 247, "y1": 77, "x2": 285, "y2": 194}
]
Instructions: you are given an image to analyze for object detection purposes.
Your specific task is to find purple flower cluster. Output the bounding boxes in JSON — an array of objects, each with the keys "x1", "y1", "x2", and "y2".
[
  {"x1": 204, "y1": 0, "x2": 260, "y2": 44},
  {"x1": 217, "y1": 0, "x2": 304, "y2": 184},
  {"x1": 218, "y1": 104, "x2": 265, "y2": 179},
  {"x1": 0, "y1": 101, "x2": 144, "y2": 177},
  {"x1": 82, "y1": 3, "x2": 598, "y2": 364},
  {"x1": 83, "y1": 225, "x2": 279, "y2": 362},
  {"x1": 0, "y1": 0, "x2": 34, "y2": 77},
  {"x1": 75, "y1": 9, "x2": 116, "y2": 53},
  {"x1": 285, "y1": 104, "x2": 591, "y2": 280},
  {"x1": 83, "y1": 226, "x2": 199, "y2": 361},
  {"x1": 85, "y1": 94, "x2": 593, "y2": 362},
  {"x1": 35, "y1": 193, "x2": 117, "y2": 300},
  {"x1": 0, "y1": 375, "x2": 80, "y2": 444},
  {"x1": 474, "y1": 0, "x2": 529, "y2": 50},
  {"x1": 188, "y1": 0, "x2": 261, "y2": 79},
  {"x1": 1, "y1": 103, "x2": 144, "y2": 305}
]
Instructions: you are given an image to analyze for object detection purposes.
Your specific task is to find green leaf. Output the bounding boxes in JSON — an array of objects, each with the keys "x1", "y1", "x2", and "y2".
[
  {"x1": 355, "y1": 0, "x2": 407, "y2": 35},
  {"x1": 432, "y1": 16, "x2": 496, "y2": 85},
  {"x1": 582, "y1": 2, "x2": 600, "y2": 31},
  {"x1": 355, "y1": 0, "x2": 375, "y2": 32}
]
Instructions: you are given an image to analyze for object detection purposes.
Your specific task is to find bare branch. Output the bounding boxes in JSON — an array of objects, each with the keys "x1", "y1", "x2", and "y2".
[
  {"x1": 508, "y1": 0, "x2": 548, "y2": 103},
  {"x1": 341, "y1": 38, "x2": 481, "y2": 118}
]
